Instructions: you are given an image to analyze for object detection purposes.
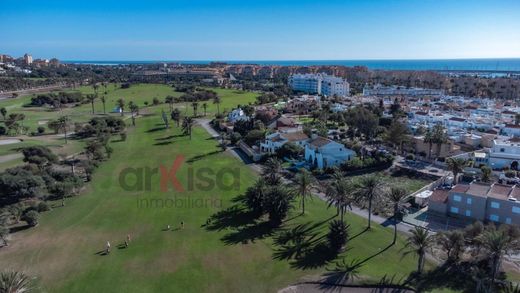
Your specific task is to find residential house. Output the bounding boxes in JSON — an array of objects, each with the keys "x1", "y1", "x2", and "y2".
[
  {"x1": 260, "y1": 131, "x2": 309, "y2": 154},
  {"x1": 304, "y1": 136, "x2": 356, "y2": 169}
]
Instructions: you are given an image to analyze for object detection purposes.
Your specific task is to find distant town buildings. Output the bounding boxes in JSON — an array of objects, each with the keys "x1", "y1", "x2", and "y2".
[
  {"x1": 23, "y1": 53, "x2": 33, "y2": 65},
  {"x1": 363, "y1": 84, "x2": 444, "y2": 96},
  {"x1": 288, "y1": 73, "x2": 350, "y2": 97}
]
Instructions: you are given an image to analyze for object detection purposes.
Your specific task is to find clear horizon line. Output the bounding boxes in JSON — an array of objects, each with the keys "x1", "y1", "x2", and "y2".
[{"x1": 61, "y1": 57, "x2": 520, "y2": 62}]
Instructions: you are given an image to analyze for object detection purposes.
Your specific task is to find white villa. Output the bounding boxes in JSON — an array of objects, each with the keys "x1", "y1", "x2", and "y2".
[
  {"x1": 304, "y1": 136, "x2": 356, "y2": 169},
  {"x1": 227, "y1": 108, "x2": 249, "y2": 123},
  {"x1": 260, "y1": 131, "x2": 309, "y2": 154},
  {"x1": 489, "y1": 137, "x2": 520, "y2": 170}
]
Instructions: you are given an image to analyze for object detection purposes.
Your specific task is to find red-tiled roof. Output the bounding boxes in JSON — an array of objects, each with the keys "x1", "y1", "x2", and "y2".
[
  {"x1": 488, "y1": 184, "x2": 512, "y2": 200},
  {"x1": 430, "y1": 189, "x2": 449, "y2": 203},
  {"x1": 281, "y1": 132, "x2": 309, "y2": 142},
  {"x1": 505, "y1": 124, "x2": 520, "y2": 129},
  {"x1": 467, "y1": 182, "x2": 491, "y2": 198},
  {"x1": 309, "y1": 137, "x2": 332, "y2": 148},
  {"x1": 449, "y1": 117, "x2": 466, "y2": 122}
]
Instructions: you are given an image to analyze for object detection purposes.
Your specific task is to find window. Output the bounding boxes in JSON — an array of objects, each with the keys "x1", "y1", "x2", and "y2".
[
  {"x1": 506, "y1": 218, "x2": 512, "y2": 224},
  {"x1": 467, "y1": 198, "x2": 472, "y2": 205},
  {"x1": 500, "y1": 148, "x2": 505, "y2": 152},
  {"x1": 453, "y1": 195, "x2": 462, "y2": 202},
  {"x1": 465, "y1": 210, "x2": 472, "y2": 217},
  {"x1": 489, "y1": 214, "x2": 499, "y2": 222},
  {"x1": 491, "y1": 202, "x2": 500, "y2": 209},
  {"x1": 450, "y1": 207, "x2": 459, "y2": 214},
  {"x1": 513, "y1": 206, "x2": 520, "y2": 214}
]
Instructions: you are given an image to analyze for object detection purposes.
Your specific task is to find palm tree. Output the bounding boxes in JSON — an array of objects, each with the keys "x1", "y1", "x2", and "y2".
[
  {"x1": 0, "y1": 225, "x2": 9, "y2": 247},
  {"x1": 182, "y1": 116, "x2": 194, "y2": 139},
  {"x1": 0, "y1": 271, "x2": 34, "y2": 293},
  {"x1": 293, "y1": 169, "x2": 315, "y2": 215},
  {"x1": 0, "y1": 107, "x2": 7, "y2": 120},
  {"x1": 423, "y1": 128, "x2": 434, "y2": 159},
  {"x1": 326, "y1": 177, "x2": 353, "y2": 222},
  {"x1": 386, "y1": 186, "x2": 407, "y2": 245},
  {"x1": 100, "y1": 96, "x2": 107, "y2": 114},
  {"x1": 129, "y1": 101, "x2": 139, "y2": 126},
  {"x1": 117, "y1": 98, "x2": 125, "y2": 116},
  {"x1": 354, "y1": 175, "x2": 383, "y2": 229},
  {"x1": 87, "y1": 94, "x2": 96, "y2": 114},
  {"x1": 202, "y1": 102, "x2": 208, "y2": 116},
  {"x1": 192, "y1": 102, "x2": 199, "y2": 117},
  {"x1": 432, "y1": 124, "x2": 448, "y2": 158},
  {"x1": 403, "y1": 227, "x2": 433, "y2": 274},
  {"x1": 262, "y1": 157, "x2": 282, "y2": 185},
  {"x1": 165, "y1": 95, "x2": 174, "y2": 112},
  {"x1": 477, "y1": 228, "x2": 516, "y2": 289},
  {"x1": 328, "y1": 219, "x2": 350, "y2": 252},
  {"x1": 446, "y1": 157, "x2": 468, "y2": 184},
  {"x1": 57, "y1": 116, "x2": 70, "y2": 144},
  {"x1": 245, "y1": 178, "x2": 267, "y2": 216},
  {"x1": 481, "y1": 166, "x2": 492, "y2": 182},
  {"x1": 435, "y1": 230, "x2": 465, "y2": 263},
  {"x1": 171, "y1": 108, "x2": 181, "y2": 127},
  {"x1": 213, "y1": 95, "x2": 221, "y2": 115}
]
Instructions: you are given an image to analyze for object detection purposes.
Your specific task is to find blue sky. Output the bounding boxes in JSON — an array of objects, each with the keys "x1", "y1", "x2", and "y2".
[{"x1": 1, "y1": 0, "x2": 519, "y2": 60}]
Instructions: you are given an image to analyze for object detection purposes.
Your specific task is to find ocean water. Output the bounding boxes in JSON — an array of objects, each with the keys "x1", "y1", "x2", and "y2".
[{"x1": 63, "y1": 58, "x2": 520, "y2": 72}]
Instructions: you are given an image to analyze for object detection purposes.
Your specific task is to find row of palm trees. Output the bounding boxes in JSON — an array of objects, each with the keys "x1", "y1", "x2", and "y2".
[{"x1": 404, "y1": 221, "x2": 520, "y2": 291}]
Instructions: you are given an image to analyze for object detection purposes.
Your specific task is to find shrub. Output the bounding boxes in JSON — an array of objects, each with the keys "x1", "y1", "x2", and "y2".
[
  {"x1": 37, "y1": 126, "x2": 45, "y2": 134},
  {"x1": 152, "y1": 97, "x2": 160, "y2": 105},
  {"x1": 327, "y1": 220, "x2": 349, "y2": 252},
  {"x1": 406, "y1": 154, "x2": 415, "y2": 160},
  {"x1": 229, "y1": 132, "x2": 242, "y2": 145},
  {"x1": 120, "y1": 132, "x2": 127, "y2": 141},
  {"x1": 37, "y1": 201, "x2": 51, "y2": 212},
  {"x1": 0, "y1": 126, "x2": 6, "y2": 136},
  {"x1": 22, "y1": 210, "x2": 39, "y2": 227}
]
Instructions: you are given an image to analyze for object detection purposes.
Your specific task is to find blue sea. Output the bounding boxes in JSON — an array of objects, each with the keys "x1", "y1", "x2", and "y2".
[{"x1": 63, "y1": 58, "x2": 520, "y2": 72}]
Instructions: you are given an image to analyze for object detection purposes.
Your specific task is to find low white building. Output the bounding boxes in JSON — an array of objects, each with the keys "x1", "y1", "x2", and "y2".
[
  {"x1": 227, "y1": 108, "x2": 249, "y2": 123},
  {"x1": 304, "y1": 136, "x2": 356, "y2": 169},
  {"x1": 489, "y1": 137, "x2": 520, "y2": 170},
  {"x1": 502, "y1": 124, "x2": 520, "y2": 137}
]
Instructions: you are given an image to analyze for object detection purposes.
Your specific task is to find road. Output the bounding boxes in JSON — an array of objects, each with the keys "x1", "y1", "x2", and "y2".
[{"x1": 0, "y1": 83, "x2": 69, "y2": 100}]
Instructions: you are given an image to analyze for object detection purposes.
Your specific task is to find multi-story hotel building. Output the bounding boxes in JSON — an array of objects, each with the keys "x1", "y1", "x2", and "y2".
[{"x1": 288, "y1": 73, "x2": 349, "y2": 97}]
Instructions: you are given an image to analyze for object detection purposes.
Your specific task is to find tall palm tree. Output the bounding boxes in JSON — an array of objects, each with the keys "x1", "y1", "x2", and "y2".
[
  {"x1": 57, "y1": 116, "x2": 70, "y2": 144},
  {"x1": 100, "y1": 96, "x2": 107, "y2": 114},
  {"x1": 477, "y1": 229, "x2": 516, "y2": 289},
  {"x1": 129, "y1": 101, "x2": 139, "y2": 126},
  {"x1": 192, "y1": 102, "x2": 199, "y2": 117},
  {"x1": 182, "y1": 116, "x2": 194, "y2": 140},
  {"x1": 117, "y1": 98, "x2": 125, "y2": 116},
  {"x1": 354, "y1": 175, "x2": 383, "y2": 229},
  {"x1": 293, "y1": 169, "x2": 315, "y2": 215},
  {"x1": 403, "y1": 227, "x2": 433, "y2": 274},
  {"x1": 446, "y1": 157, "x2": 468, "y2": 184},
  {"x1": 423, "y1": 128, "x2": 434, "y2": 159},
  {"x1": 386, "y1": 186, "x2": 407, "y2": 245},
  {"x1": 262, "y1": 158, "x2": 282, "y2": 185},
  {"x1": 171, "y1": 108, "x2": 181, "y2": 127},
  {"x1": 0, "y1": 271, "x2": 34, "y2": 293},
  {"x1": 202, "y1": 102, "x2": 208, "y2": 116},
  {"x1": 165, "y1": 95, "x2": 174, "y2": 112},
  {"x1": 326, "y1": 177, "x2": 354, "y2": 222},
  {"x1": 213, "y1": 96, "x2": 221, "y2": 115},
  {"x1": 87, "y1": 94, "x2": 96, "y2": 114}
]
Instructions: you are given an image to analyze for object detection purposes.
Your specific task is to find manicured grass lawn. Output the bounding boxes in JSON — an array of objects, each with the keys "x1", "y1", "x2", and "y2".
[{"x1": 0, "y1": 113, "x2": 423, "y2": 292}]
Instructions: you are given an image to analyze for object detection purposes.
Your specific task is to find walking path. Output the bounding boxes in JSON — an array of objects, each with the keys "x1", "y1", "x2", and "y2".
[{"x1": 0, "y1": 153, "x2": 23, "y2": 163}]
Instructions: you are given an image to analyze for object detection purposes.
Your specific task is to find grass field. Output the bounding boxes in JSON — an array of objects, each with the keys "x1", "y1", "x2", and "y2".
[
  {"x1": 0, "y1": 111, "x2": 427, "y2": 292},
  {"x1": 0, "y1": 84, "x2": 258, "y2": 168}
]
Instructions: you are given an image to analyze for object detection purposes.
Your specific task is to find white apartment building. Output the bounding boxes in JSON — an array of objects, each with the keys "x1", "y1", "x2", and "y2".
[
  {"x1": 288, "y1": 73, "x2": 349, "y2": 97},
  {"x1": 363, "y1": 84, "x2": 444, "y2": 96}
]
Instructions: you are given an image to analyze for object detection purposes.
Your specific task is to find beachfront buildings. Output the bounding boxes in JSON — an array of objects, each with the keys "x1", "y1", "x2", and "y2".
[
  {"x1": 429, "y1": 182, "x2": 520, "y2": 225},
  {"x1": 288, "y1": 73, "x2": 350, "y2": 97}
]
